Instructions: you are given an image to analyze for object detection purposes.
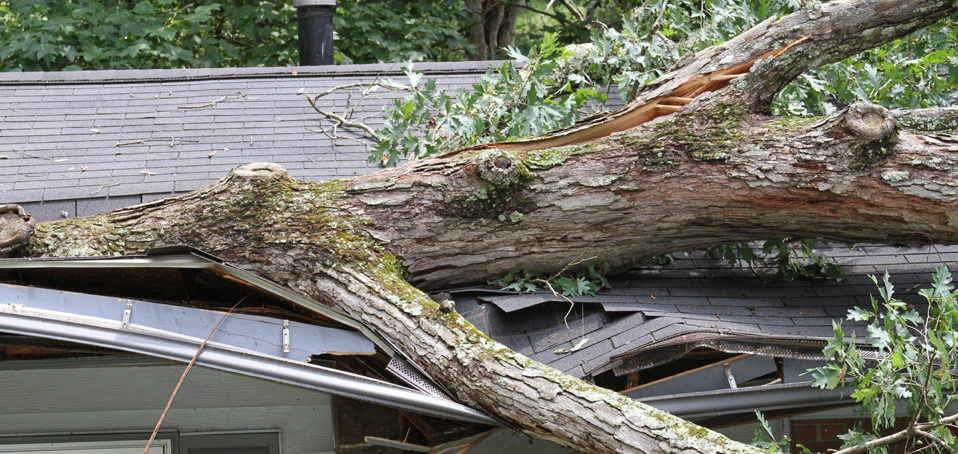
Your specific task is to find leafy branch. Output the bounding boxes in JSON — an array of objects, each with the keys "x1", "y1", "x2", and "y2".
[
  {"x1": 808, "y1": 267, "x2": 958, "y2": 454},
  {"x1": 496, "y1": 260, "x2": 611, "y2": 299},
  {"x1": 496, "y1": 259, "x2": 612, "y2": 329},
  {"x1": 706, "y1": 238, "x2": 845, "y2": 281}
]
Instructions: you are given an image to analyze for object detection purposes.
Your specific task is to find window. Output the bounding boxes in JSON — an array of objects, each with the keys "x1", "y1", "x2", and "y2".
[
  {"x1": 0, "y1": 431, "x2": 279, "y2": 454},
  {"x1": 179, "y1": 433, "x2": 280, "y2": 454},
  {"x1": 0, "y1": 439, "x2": 171, "y2": 453}
]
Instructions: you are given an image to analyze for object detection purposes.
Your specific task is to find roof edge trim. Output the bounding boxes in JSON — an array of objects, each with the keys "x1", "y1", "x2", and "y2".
[
  {"x1": 0, "y1": 309, "x2": 498, "y2": 425},
  {"x1": 0, "y1": 61, "x2": 511, "y2": 86}
]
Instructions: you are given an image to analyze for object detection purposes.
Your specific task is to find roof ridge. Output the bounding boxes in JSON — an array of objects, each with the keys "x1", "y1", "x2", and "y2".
[{"x1": 0, "y1": 61, "x2": 508, "y2": 86}]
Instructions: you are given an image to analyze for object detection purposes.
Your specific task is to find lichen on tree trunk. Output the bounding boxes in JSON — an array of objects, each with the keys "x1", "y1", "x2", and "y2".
[{"x1": 7, "y1": 1, "x2": 958, "y2": 453}]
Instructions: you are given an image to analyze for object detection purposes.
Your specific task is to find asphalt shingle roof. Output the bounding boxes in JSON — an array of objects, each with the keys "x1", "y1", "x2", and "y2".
[{"x1": 0, "y1": 62, "x2": 498, "y2": 221}]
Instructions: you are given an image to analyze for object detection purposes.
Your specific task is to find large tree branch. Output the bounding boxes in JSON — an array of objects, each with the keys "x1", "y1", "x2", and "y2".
[
  {"x1": 456, "y1": 0, "x2": 957, "y2": 153},
  {"x1": 350, "y1": 101, "x2": 958, "y2": 288}
]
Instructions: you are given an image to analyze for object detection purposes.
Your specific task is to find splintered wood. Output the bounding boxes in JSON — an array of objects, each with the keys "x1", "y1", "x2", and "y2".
[{"x1": 473, "y1": 37, "x2": 809, "y2": 153}]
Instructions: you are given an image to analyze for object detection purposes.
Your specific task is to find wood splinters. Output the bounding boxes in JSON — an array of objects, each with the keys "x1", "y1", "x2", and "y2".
[
  {"x1": 661, "y1": 97, "x2": 695, "y2": 105},
  {"x1": 710, "y1": 73, "x2": 747, "y2": 81},
  {"x1": 656, "y1": 105, "x2": 683, "y2": 113}
]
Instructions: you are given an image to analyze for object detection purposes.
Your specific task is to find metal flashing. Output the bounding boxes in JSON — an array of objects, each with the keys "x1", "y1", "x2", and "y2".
[
  {"x1": 0, "y1": 287, "x2": 498, "y2": 425},
  {"x1": 0, "y1": 283, "x2": 376, "y2": 360},
  {"x1": 0, "y1": 250, "x2": 396, "y2": 355}
]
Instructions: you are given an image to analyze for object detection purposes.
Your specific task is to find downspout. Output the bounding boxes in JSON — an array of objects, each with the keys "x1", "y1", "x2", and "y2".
[{"x1": 294, "y1": 0, "x2": 336, "y2": 66}]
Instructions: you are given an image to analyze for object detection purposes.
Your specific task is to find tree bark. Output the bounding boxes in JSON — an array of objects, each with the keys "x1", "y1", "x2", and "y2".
[
  {"x1": 8, "y1": 1, "x2": 958, "y2": 453},
  {"x1": 465, "y1": 0, "x2": 522, "y2": 60},
  {"x1": 465, "y1": 0, "x2": 488, "y2": 60}
]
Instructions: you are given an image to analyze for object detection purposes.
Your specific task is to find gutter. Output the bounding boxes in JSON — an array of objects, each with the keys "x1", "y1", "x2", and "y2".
[
  {"x1": 0, "y1": 252, "x2": 397, "y2": 356},
  {"x1": 0, "y1": 250, "x2": 496, "y2": 425},
  {"x1": 0, "y1": 302, "x2": 499, "y2": 426},
  {"x1": 640, "y1": 381, "x2": 849, "y2": 419}
]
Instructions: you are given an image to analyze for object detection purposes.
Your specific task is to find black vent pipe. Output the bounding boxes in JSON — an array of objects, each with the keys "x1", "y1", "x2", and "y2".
[{"x1": 294, "y1": 0, "x2": 336, "y2": 66}]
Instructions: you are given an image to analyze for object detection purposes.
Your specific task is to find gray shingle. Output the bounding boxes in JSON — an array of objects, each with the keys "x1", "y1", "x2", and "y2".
[
  {"x1": 546, "y1": 338, "x2": 613, "y2": 376},
  {"x1": 528, "y1": 313, "x2": 606, "y2": 353},
  {"x1": 20, "y1": 200, "x2": 76, "y2": 222},
  {"x1": 606, "y1": 316, "x2": 674, "y2": 349},
  {"x1": 3, "y1": 62, "x2": 506, "y2": 207},
  {"x1": 717, "y1": 315, "x2": 795, "y2": 326},
  {"x1": 76, "y1": 196, "x2": 142, "y2": 216}
]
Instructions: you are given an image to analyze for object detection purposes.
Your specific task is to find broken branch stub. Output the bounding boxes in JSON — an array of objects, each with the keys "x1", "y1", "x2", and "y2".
[
  {"x1": 0, "y1": 204, "x2": 35, "y2": 256},
  {"x1": 844, "y1": 103, "x2": 896, "y2": 142},
  {"x1": 477, "y1": 150, "x2": 520, "y2": 187},
  {"x1": 231, "y1": 162, "x2": 290, "y2": 181}
]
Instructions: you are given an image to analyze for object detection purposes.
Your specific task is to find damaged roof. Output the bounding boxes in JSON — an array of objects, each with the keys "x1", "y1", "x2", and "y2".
[
  {"x1": 5, "y1": 63, "x2": 958, "y2": 419},
  {"x1": 0, "y1": 247, "x2": 498, "y2": 425},
  {"x1": 445, "y1": 243, "x2": 958, "y2": 380}
]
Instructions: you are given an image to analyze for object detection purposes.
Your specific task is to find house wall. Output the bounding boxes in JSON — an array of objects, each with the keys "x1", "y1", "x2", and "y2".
[
  {"x1": 0, "y1": 357, "x2": 335, "y2": 454},
  {"x1": 713, "y1": 416, "x2": 787, "y2": 446}
]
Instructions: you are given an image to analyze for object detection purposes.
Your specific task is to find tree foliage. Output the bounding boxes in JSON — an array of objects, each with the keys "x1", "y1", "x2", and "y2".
[
  {"x1": 369, "y1": 34, "x2": 607, "y2": 166},
  {"x1": 0, "y1": 0, "x2": 475, "y2": 70},
  {"x1": 333, "y1": 0, "x2": 473, "y2": 64},
  {"x1": 368, "y1": 1, "x2": 957, "y2": 166},
  {"x1": 0, "y1": 0, "x2": 298, "y2": 71}
]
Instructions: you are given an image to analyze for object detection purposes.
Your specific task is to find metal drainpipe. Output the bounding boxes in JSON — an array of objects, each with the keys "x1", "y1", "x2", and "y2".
[{"x1": 293, "y1": 0, "x2": 336, "y2": 66}]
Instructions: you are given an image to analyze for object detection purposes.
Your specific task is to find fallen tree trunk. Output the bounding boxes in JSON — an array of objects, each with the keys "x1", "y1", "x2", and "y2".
[{"x1": 8, "y1": 0, "x2": 958, "y2": 452}]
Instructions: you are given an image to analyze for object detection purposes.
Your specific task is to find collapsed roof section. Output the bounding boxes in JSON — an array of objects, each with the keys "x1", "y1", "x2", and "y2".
[
  {"x1": 445, "y1": 243, "x2": 958, "y2": 419},
  {"x1": 0, "y1": 246, "x2": 497, "y2": 426}
]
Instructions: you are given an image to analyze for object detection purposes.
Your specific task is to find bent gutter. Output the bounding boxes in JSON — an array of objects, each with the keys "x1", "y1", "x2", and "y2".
[
  {"x1": 640, "y1": 381, "x2": 848, "y2": 419},
  {"x1": 0, "y1": 252, "x2": 398, "y2": 356},
  {"x1": 0, "y1": 304, "x2": 499, "y2": 426}
]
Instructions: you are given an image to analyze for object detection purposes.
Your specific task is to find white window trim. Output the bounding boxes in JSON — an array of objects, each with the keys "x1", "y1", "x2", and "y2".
[{"x1": 0, "y1": 439, "x2": 172, "y2": 453}]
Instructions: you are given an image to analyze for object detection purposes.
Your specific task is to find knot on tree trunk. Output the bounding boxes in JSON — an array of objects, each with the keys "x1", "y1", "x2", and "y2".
[
  {"x1": 231, "y1": 162, "x2": 290, "y2": 181},
  {"x1": 0, "y1": 204, "x2": 36, "y2": 257},
  {"x1": 844, "y1": 102, "x2": 896, "y2": 142},
  {"x1": 477, "y1": 150, "x2": 520, "y2": 187}
]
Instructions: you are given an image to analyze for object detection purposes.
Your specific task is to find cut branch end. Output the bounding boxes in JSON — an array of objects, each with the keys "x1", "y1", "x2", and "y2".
[
  {"x1": 845, "y1": 103, "x2": 897, "y2": 142},
  {"x1": 0, "y1": 204, "x2": 35, "y2": 257},
  {"x1": 231, "y1": 162, "x2": 290, "y2": 181}
]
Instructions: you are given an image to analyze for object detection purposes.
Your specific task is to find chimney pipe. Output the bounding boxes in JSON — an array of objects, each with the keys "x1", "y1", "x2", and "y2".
[{"x1": 294, "y1": 0, "x2": 336, "y2": 66}]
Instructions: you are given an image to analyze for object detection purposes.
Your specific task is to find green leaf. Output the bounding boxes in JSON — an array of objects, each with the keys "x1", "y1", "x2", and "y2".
[
  {"x1": 810, "y1": 364, "x2": 844, "y2": 389},
  {"x1": 848, "y1": 306, "x2": 872, "y2": 321},
  {"x1": 890, "y1": 351, "x2": 905, "y2": 369},
  {"x1": 867, "y1": 324, "x2": 892, "y2": 349}
]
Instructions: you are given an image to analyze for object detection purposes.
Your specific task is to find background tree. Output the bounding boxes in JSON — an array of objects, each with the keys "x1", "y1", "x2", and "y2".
[
  {"x1": 0, "y1": 0, "x2": 725, "y2": 68},
  {"x1": 0, "y1": 0, "x2": 476, "y2": 69},
  {"x1": 332, "y1": 0, "x2": 474, "y2": 64},
  {"x1": 0, "y1": 0, "x2": 299, "y2": 70}
]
